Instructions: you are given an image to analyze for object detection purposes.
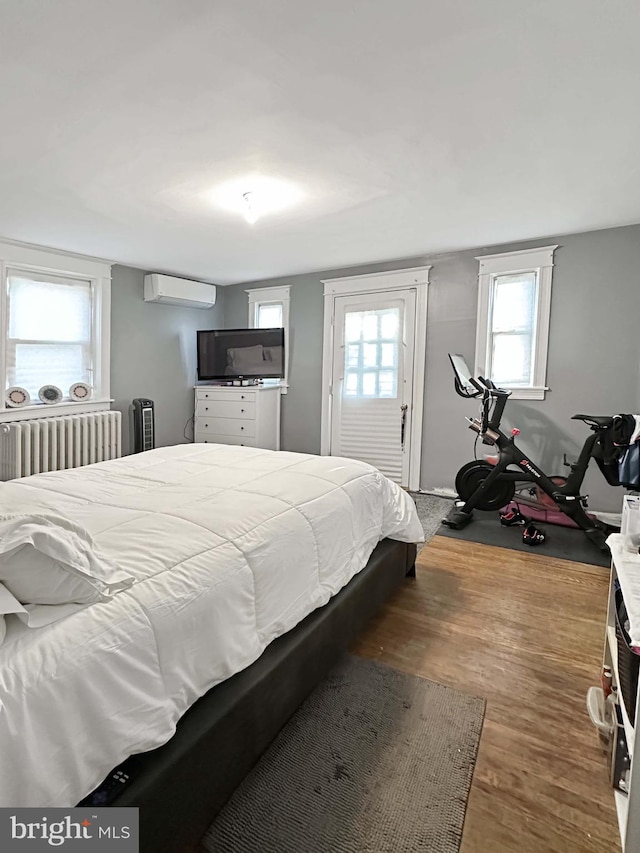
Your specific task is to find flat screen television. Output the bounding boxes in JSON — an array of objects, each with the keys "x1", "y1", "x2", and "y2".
[{"x1": 197, "y1": 328, "x2": 285, "y2": 381}]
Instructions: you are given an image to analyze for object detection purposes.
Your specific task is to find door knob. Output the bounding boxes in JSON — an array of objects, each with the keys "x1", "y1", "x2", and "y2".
[{"x1": 400, "y1": 404, "x2": 408, "y2": 449}]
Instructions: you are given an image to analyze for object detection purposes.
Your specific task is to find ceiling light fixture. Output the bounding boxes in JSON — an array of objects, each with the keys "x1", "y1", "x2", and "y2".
[
  {"x1": 242, "y1": 191, "x2": 258, "y2": 225},
  {"x1": 211, "y1": 175, "x2": 304, "y2": 224}
]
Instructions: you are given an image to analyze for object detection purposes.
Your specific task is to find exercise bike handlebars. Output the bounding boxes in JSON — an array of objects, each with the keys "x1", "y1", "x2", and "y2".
[{"x1": 448, "y1": 354, "x2": 511, "y2": 436}]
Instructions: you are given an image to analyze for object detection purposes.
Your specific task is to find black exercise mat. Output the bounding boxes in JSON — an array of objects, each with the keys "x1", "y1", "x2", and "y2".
[{"x1": 437, "y1": 509, "x2": 611, "y2": 567}]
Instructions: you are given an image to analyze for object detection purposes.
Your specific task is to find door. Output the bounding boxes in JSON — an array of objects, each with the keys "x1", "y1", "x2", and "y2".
[{"x1": 329, "y1": 290, "x2": 416, "y2": 485}]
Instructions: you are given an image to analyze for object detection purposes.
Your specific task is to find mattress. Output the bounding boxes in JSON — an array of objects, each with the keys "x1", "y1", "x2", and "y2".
[{"x1": 0, "y1": 443, "x2": 423, "y2": 808}]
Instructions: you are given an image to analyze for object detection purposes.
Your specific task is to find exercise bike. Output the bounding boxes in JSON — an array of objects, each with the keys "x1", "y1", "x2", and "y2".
[{"x1": 442, "y1": 354, "x2": 619, "y2": 552}]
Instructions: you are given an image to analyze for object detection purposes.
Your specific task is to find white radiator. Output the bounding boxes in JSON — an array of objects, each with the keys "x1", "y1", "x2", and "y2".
[{"x1": 0, "y1": 411, "x2": 122, "y2": 481}]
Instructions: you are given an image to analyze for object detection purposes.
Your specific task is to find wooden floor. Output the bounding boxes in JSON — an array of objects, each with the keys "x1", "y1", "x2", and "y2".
[{"x1": 351, "y1": 534, "x2": 620, "y2": 853}]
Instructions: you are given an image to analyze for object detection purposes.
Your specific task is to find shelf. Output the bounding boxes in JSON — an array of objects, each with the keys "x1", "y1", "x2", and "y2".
[
  {"x1": 615, "y1": 789, "x2": 628, "y2": 850},
  {"x1": 606, "y1": 625, "x2": 635, "y2": 750}
]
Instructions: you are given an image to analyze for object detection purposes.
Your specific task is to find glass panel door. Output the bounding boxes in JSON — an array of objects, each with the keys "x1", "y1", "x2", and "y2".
[{"x1": 330, "y1": 290, "x2": 416, "y2": 486}]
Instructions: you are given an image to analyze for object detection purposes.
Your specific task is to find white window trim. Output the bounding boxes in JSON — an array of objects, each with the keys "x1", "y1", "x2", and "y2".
[
  {"x1": 246, "y1": 285, "x2": 291, "y2": 394},
  {"x1": 320, "y1": 266, "x2": 431, "y2": 492},
  {"x1": 0, "y1": 239, "x2": 112, "y2": 422},
  {"x1": 474, "y1": 245, "x2": 557, "y2": 401}
]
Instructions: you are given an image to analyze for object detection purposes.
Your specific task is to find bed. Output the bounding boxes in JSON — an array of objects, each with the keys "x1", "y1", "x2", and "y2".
[{"x1": 0, "y1": 443, "x2": 422, "y2": 851}]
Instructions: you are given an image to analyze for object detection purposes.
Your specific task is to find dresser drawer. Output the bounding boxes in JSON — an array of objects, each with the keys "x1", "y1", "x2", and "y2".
[
  {"x1": 195, "y1": 417, "x2": 256, "y2": 438},
  {"x1": 195, "y1": 400, "x2": 256, "y2": 419},
  {"x1": 196, "y1": 389, "x2": 256, "y2": 403},
  {"x1": 196, "y1": 434, "x2": 258, "y2": 448}
]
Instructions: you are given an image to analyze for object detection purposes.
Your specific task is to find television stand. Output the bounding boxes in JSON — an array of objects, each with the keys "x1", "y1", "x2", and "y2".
[{"x1": 193, "y1": 385, "x2": 281, "y2": 450}]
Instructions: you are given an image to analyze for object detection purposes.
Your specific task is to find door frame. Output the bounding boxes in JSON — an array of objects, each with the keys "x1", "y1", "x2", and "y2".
[{"x1": 320, "y1": 266, "x2": 431, "y2": 491}]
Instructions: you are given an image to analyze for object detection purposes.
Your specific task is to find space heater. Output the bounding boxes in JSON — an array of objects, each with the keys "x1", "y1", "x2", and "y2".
[{"x1": 132, "y1": 398, "x2": 155, "y2": 453}]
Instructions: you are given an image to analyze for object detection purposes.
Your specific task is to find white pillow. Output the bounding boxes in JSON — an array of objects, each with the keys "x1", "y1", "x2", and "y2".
[
  {"x1": 262, "y1": 346, "x2": 283, "y2": 374},
  {"x1": 0, "y1": 514, "x2": 134, "y2": 605},
  {"x1": 0, "y1": 579, "x2": 91, "y2": 629},
  {"x1": 0, "y1": 580, "x2": 24, "y2": 615},
  {"x1": 226, "y1": 344, "x2": 264, "y2": 373},
  {"x1": 0, "y1": 581, "x2": 22, "y2": 646}
]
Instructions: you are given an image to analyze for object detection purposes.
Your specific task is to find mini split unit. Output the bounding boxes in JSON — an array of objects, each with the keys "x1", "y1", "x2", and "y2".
[{"x1": 143, "y1": 274, "x2": 217, "y2": 309}]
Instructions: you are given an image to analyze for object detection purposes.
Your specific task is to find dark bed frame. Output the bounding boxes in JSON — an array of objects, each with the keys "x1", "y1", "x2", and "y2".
[{"x1": 89, "y1": 539, "x2": 416, "y2": 852}]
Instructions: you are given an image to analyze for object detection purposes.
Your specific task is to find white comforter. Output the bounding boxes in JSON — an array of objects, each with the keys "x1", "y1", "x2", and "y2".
[{"x1": 0, "y1": 444, "x2": 423, "y2": 807}]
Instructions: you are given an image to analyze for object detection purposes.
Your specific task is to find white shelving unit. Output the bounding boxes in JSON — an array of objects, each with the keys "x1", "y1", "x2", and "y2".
[{"x1": 603, "y1": 543, "x2": 640, "y2": 852}]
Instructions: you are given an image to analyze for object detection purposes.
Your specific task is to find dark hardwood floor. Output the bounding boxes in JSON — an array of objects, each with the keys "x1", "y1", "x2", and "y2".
[
  {"x1": 196, "y1": 534, "x2": 619, "y2": 852},
  {"x1": 351, "y1": 534, "x2": 620, "y2": 852}
]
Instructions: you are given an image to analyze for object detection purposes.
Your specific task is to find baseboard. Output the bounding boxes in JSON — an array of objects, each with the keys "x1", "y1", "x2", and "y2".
[{"x1": 415, "y1": 487, "x2": 457, "y2": 499}]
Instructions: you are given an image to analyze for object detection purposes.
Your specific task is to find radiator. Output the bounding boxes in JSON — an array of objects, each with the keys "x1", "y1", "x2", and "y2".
[{"x1": 0, "y1": 411, "x2": 122, "y2": 481}]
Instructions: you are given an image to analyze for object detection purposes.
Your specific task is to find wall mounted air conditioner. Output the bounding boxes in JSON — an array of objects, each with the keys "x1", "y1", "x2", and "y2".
[{"x1": 143, "y1": 274, "x2": 216, "y2": 309}]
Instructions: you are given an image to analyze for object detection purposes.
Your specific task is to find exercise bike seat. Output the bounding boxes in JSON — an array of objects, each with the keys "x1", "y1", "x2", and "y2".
[{"x1": 571, "y1": 414, "x2": 614, "y2": 427}]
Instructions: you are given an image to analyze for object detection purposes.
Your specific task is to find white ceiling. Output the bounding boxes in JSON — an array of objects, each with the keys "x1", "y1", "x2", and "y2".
[{"x1": 0, "y1": 0, "x2": 639, "y2": 285}]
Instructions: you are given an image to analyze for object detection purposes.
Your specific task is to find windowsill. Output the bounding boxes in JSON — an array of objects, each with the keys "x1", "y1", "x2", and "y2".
[
  {"x1": 503, "y1": 386, "x2": 548, "y2": 401},
  {"x1": 0, "y1": 399, "x2": 113, "y2": 423},
  {"x1": 256, "y1": 380, "x2": 289, "y2": 395}
]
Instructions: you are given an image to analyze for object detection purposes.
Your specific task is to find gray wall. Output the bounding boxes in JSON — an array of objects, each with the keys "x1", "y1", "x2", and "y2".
[
  {"x1": 223, "y1": 224, "x2": 640, "y2": 511},
  {"x1": 425, "y1": 227, "x2": 640, "y2": 511},
  {"x1": 111, "y1": 265, "x2": 224, "y2": 455}
]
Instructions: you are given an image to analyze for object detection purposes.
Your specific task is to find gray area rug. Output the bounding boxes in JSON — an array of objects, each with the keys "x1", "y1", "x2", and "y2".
[
  {"x1": 409, "y1": 492, "x2": 454, "y2": 552},
  {"x1": 203, "y1": 655, "x2": 485, "y2": 853}
]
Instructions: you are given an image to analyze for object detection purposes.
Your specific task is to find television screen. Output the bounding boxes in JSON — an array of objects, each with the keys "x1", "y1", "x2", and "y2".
[{"x1": 197, "y1": 328, "x2": 285, "y2": 381}]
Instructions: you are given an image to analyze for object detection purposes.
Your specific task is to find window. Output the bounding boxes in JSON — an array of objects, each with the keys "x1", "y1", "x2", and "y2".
[
  {"x1": 7, "y1": 272, "x2": 94, "y2": 397},
  {"x1": 246, "y1": 285, "x2": 290, "y2": 391},
  {"x1": 343, "y1": 307, "x2": 399, "y2": 398},
  {"x1": 255, "y1": 301, "x2": 283, "y2": 329},
  {"x1": 0, "y1": 241, "x2": 111, "y2": 420},
  {"x1": 475, "y1": 246, "x2": 557, "y2": 400}
]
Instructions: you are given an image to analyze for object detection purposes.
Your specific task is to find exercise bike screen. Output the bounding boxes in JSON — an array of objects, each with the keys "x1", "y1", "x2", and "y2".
[{"x1": 449, "y1": 353, "x2": 475, "y2": 394}]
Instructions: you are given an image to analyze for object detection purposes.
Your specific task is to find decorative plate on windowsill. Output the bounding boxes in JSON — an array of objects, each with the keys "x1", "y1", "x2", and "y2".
[
  {"x1": 5, "y1": 387, "x2": 30, "y2": 408},
  {"x1": 38, "y1": 385, "x2": 63, "y2": 405},
  {"x1": 69, "y1": 382, "x2": 92, "y2": 401}
]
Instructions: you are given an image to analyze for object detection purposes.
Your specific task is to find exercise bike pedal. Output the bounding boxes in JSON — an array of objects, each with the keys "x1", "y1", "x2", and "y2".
[
  {"x1": 442, "y1": 506, "x2": 473, "y2": 530},
  {"x1": 552, "y1": 493, "x2": 589, "y2": 507}
]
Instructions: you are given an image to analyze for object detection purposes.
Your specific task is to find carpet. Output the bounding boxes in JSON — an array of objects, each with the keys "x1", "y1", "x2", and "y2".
[
  {"x1": 203, "y1": 655, "x2": 485, "y2": 853},
  {"x1": 408, "y1": 492, "x2": 454, "y2": 553},
  {"x1": 436, "y1": 507, "x2": 611, "y2": 567}
]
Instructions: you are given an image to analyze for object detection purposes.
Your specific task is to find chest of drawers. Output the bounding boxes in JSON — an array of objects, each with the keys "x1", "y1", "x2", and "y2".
[{"x1": 194, "y1": 386, "x2": 281, "y2": 450}]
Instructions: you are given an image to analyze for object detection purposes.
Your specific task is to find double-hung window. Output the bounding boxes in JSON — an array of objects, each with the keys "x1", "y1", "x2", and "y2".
[
  {"x1": 246, "y1": 285, "x2": 290, "y2": 391},
  {"x1": 7, "y1": 272, "x2": 93, "y2": 396},
  {"x1": 475, "y1": 246, "x2": 556, "y2": 400},
  {"x1": 0, "y1": 241, "x2": 111, "y2": 419}
]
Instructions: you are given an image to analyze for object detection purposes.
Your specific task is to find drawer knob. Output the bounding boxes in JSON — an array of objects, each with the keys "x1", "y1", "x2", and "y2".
[
  {"x1": 205, "y1": 424, "x2": 208, "y2": 428},
  {"x1": 205, "y1": 407, "x2": 208, "y2": 411},
  {"x1": 241, "y1": 395, "x2": 245, "y2": 399},
  {"x1": 241, "y1": 408, "x2": 244, "y2": 413},
  {"x1": 240, "y1": 426, "x2": 244, "y2": 431}
]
